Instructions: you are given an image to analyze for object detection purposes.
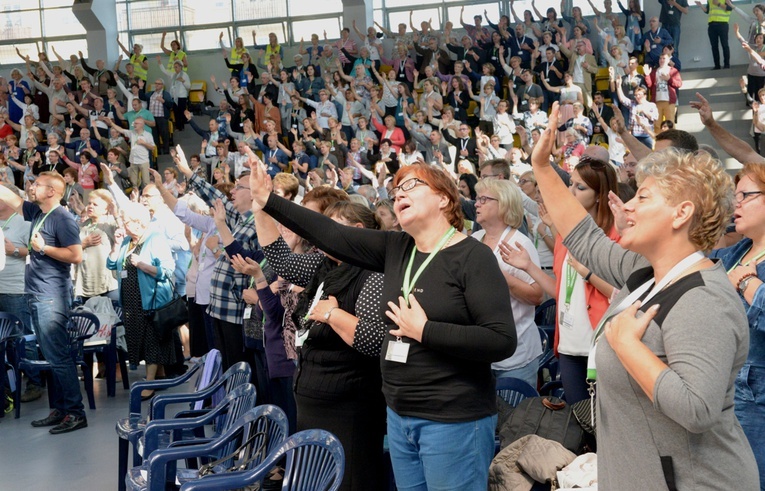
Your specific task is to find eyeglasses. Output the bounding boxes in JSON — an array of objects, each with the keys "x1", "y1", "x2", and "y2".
[
  {"x1": 481, "y1": 173, "x2": 500, "y2": 179},
  {"x1": 518, "y1": 178, "x2": 534, "y2": 185},
  {"x1": 30, "y1": 182, "x2": 53, "y2": 189},
  {"x1": 735, "y1": 190, "x2": 764, "y2": 204},
  {"x1": 234, "y1": 185, "x2": 250, "y2": 192},
  {"x1": 475, "y1": 195, "x2": 499, "y2": 204},
  {"x1": 391, "y1": 177, "x2": 428, "y2": 199}
]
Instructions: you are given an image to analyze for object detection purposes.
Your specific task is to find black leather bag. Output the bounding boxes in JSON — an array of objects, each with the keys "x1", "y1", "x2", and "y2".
[
  {"x1": 499, "y1": 396, "x2": 585, "y2": 454},
  {"x1": 148, "y1": 281, "x2": 188, "y2": 342}
]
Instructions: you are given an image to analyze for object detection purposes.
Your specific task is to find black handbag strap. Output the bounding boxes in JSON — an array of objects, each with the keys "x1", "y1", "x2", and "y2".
[
  {"x1": 148, "y1": 271, "x2": 179, "y2": 312},
  {"x1": 198, "y1": 416, "x2": 270, "y2": 477}
]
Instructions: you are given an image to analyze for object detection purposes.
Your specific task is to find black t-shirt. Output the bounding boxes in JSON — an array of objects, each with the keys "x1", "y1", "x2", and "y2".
[
  {"x1": 264, "y1": 194, "x2": 517, "y2": 422},
  {"x1": 23, "y1": 201, "x2": 81, "y2": 296}
]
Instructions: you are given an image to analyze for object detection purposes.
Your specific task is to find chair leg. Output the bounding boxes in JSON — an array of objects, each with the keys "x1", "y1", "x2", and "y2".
[
  {"x1": 118, "y1": 438, "x2": 129, "y2": 491},
  {"x1": 117, "y1": 349, "x2": 130, "y2": 390},
  {"x1": 105, "y1": 346, "x2": 117, "y2": 397},
  {"x1": 80, "y1": 361, "x2": 96, "y2": 410},
  {"x1": 13, "y1": 366, "x2": 21, "y2": 419}
]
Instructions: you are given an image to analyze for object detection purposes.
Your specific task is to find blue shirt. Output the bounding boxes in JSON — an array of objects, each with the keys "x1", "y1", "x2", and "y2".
[{"x1": 23, "y1": 201, "x2": 81, "y2": 296}]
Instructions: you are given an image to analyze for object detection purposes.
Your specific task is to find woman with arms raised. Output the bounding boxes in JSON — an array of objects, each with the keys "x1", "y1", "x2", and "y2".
[
  {"x1": 531, "y1": 101, "x2": 759, "y2": 490},
  {"x1": 249, "y1": 161, "x2": 516, "y2": 490}
]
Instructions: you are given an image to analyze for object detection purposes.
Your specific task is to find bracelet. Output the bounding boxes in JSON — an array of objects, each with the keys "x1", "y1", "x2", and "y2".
[
  {"x1": 324, "y1": 306, "x2": 338, "y2": 322},
  {"x1": 583, "y1": 271, "x2": 592, "y2": 282}
]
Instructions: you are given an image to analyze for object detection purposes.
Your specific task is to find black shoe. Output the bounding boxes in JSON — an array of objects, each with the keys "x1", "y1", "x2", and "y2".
[
  {"x1": 724, "y1": 65, "x2": 730, "y2": 69},
  {"x1": 49, "y1": 414, "x2": 88, "y2": 435},
  {"x1": 31, "y1": 409, "x2": 66, "y2": 427},
  {"x1": 713, "y1": 66, "x2": 722, "y2": 70}
]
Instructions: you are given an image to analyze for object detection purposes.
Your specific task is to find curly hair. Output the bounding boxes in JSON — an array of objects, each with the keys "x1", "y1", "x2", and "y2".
[{"x1": 637, "y1": 148, "x2": 734, "y2": 252}]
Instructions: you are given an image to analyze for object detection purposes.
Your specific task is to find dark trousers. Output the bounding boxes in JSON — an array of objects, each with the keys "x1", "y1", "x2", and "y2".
[
  {"x1": 186, "y1": 300, "x2": 211, "y2": 358},
  {"x1": 558, "y1": 353, "x2": 590, "y2": 404},
  {"x1": 708, "y1": 22, "x2": 730, "y2": 68},
  {"x1": 748, "y1": 75, "x2": 765, "y2": 104},
  {"x1": 173, "y1": 98, "x2": 188, "y2": 131},
  {"x1": 154, "y1": 117, "x2": 170, "y2": 154},
  {"x1": 296, "y1": 392, "x2": 386, "y2": 491},
  {"x1": 212, "y1": 317, "x2": 244, "y2": 371}
]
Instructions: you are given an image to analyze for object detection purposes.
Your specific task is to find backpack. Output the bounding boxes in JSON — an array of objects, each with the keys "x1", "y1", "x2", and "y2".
[{"x1": 499, "y1": 396, "x2": 585, "y2": 454}]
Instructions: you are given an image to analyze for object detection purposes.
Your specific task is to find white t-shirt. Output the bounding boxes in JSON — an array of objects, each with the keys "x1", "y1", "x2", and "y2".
[
  {"x1": 472, "y1": 228, "x2": 543, "y2": 371},
  {"x1": 604, "y1": 126, "x2": 625, "y2": 165},
  {"x1": 556, "y1": 252, "x2": 595, "y2": 356}
]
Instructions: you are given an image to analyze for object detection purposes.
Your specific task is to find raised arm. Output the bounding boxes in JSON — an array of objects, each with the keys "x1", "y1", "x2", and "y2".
[
  {"x1": 690, "y1": 92, "x2": 765, "y2": 164},
  {"x1": 116, "y1": 37, "x2": 131, "y2": 58}
]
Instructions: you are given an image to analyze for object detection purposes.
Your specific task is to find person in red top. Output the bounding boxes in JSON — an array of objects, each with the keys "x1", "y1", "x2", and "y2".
[
  {"x1": 643, "y1": 53, "x2": 683, "y2": 132},
  {"x1": 61, "y1": 152, "x2": 99, "y2": 198},
  {"x1": 371, "y1": 114, "x2": 406, "y2": 153}
]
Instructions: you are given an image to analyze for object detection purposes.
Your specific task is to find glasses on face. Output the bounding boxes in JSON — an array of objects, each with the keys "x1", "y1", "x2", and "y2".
[
  {"x1": 391, "y1": 177, "x2": 428, "y2": 200},
  {"x1": 481, "y1": 173, "x2": 500, "y2": 179},
  {"x1": 234, "y1": 185, "x2": 250, "y2": 192},
  {"x1": 734, "y1": 190, "x2": 764, "y2": 204},
  {"x1": 30, "y1": 182, "x2": 53, "y2": 189},
  {"x1": 475, "y1": 195, "x2": 499, "y2": 205},
  {"x1": 518, "y1": 178, "x2": 534, "y2": 186}
]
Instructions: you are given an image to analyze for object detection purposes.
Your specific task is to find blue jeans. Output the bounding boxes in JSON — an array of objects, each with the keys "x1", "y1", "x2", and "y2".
[
  {"x1": 635, "y1": 134, "x2": 654, "y2": 149},
  {"x1": 735, "y1": 364, "x2": 765, "y2": 490},
  {"x1": 667, "y1": 24, "x2": 682, "y2": 56},
  {"x1": 386, "y1": 407, "x2": 496, "y2": 491},
  {"x1": 494, "y1": 353, "x2": 542, "y2": 389},
  {"x1": 0, "y1": 293, "x2": 40, "y2": 386},
  {"x1": 28, "y1": 293, "x2": 85, "y2": 417}
]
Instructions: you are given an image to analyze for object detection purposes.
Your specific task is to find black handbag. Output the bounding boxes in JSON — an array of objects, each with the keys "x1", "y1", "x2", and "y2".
[{"x1": 147, "y1": 280, "x2": 188, "y2": 342}]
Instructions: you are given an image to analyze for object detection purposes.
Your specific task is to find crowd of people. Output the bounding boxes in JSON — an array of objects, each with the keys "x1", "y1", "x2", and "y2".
[{"x1": 0, "y1": 2, "x2": 763, "y2": 490}]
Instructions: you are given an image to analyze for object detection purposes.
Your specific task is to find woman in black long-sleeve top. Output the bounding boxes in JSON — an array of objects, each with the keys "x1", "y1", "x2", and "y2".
[{"x1": 249, "y1": 160, "x2": 516, "y2": 491}]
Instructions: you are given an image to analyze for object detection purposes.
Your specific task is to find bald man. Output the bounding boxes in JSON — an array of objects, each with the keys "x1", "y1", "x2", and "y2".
[{"x1": 0, "y1": 173, "x2": 86, "y2": 434}]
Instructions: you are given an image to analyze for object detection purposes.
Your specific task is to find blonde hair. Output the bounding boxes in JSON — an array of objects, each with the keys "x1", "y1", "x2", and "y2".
[
  {"x1": 474, "y1": 179, "x2": 524, "y2": 229},
  {"x1": 636, "y1": 148, "x2": 734, "y2": 252}
]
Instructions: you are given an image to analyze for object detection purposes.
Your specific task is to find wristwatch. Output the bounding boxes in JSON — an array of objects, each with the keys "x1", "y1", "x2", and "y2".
[
  {"x1": 738, "y1": 275, "x2": 757, "y2": 295},
  {"x1": 324, "y1": 307, "x2": 338, "y2": 322},
  {"x1": 39, "y1": 245, "x2": 46, "y2": 256},
  {"x1": 12, "y1": 247, "x2": 19, "y2": 257}
]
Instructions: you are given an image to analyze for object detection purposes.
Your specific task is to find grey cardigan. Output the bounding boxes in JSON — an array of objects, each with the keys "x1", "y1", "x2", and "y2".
[{"x1": 563, "y1": 216, "x2": 759, "y2": 491}]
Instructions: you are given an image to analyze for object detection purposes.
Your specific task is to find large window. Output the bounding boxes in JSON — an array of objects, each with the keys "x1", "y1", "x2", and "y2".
[
  {"x1": 117, "y1": 0, "x2": 343, "y2": 54},
  {"x1": 0, "y1": 0, "x2": 88, "y2": 65}
]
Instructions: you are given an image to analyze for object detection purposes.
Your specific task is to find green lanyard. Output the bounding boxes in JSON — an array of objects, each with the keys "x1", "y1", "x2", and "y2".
[
  {"x1": 402, "y1": 227, "x2": 455, "y2": 305},
  {"x1": 1, "y1": 212, "x2": 17, "y2": 231},
  {"x1": 726, "y1": 246, "x2": 765, "y2": 273},
  {"x1": 28, "y1": 206, "x2": 57, "y2": 250},
  {"x1": 564, "y1": 262, "x2": 577, "y2": 308}
]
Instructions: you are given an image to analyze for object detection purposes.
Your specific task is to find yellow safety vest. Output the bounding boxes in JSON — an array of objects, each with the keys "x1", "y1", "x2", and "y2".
[
  {"x1": 264, "y1": 44, "x2": 281, "y2": 66},
  {"x1": 230, "y1": 47, "x2": 249, "y2": 67},
  {"x1": 168, "y1": 50, "x2": 188, "y2": 72},
  {"x1": 130, "y1": 54, "x2": 148, "y2": 81},
  {"x1": 708, "y1": 0, "x2": 731, "y2": 23}
]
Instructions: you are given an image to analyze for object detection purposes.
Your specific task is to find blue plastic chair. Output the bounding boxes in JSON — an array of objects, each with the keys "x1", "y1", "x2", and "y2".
[
  {"x1": 0, "y1": 312, "x2": 23, "y2": 419},
  {"x1": 534, "y1": 298, "x2": 557, "y2": 329},
  {"x1": 83, "y1": 300, "x2": 130, "y2": 397},
  {"x1": 127, "y1": 361, "x2": 251, "y2": 480},
  {"x1": 140, "y1": 383, "x2": 258, "y2": 461},
  {"x1": 178, "y1": 429, "x2": 346, "y2": 491},
  {"x1": 126, "y1": 404, "x2": 289, "y2": 491},
  {"x1": 117, "y1": 349, "x2": 223, "y2": 491},
  {"x1": 16, "y1": 311, "x2": 100, "y2": 412},
  {"x1": 496, "y1": 377, "x2": 539, "y2": 408}
]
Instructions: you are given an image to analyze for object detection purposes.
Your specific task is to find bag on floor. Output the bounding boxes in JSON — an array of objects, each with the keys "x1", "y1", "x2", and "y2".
[{"x1": 499, "y1": 396, "x2": 585, "y2": 454}]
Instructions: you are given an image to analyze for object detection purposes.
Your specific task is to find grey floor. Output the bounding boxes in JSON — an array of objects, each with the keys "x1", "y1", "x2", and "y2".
[{"x1": 0, "y1": 364, "x2": 194, "y2": 491}]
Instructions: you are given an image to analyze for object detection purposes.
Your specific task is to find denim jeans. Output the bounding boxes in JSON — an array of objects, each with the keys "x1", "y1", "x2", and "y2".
[
  {"x1": 735, "y1": 364, "x2": 765, "y2": 489},
  {"x1": 0, "y1": 293, "x2": 40, "y2": 386},
  {"x1": 386, "y1": 407, "x2": 496, "y2": 491},
  {"x1": 28, "y1": 293, "x2": 85, "y2": 417},
  {"x1": 666, "y1": 24, "x2": 682, "y2": 56},
  {"x1": 494, "y1": 353, "x2": 543, "y2": 389}
]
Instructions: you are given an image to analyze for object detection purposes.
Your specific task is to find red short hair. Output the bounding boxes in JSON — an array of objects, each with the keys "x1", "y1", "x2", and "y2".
[{"x1": 392, "y1": 164, "x2": 463, "y2": 230}]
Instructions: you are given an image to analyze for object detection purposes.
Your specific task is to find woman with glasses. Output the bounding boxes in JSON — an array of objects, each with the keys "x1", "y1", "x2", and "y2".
[
  {"x1": 532, "y1": 102, "x2": 758, "y2": 489},
  {"x1": 472, "y1": 179, "x2": 543, "y2": 387},
  {"x1": 709, "y1": 163, "x2": 765, "y2": 487},
  {"x1": 249, "y1": 161, "x2": 515, "y2": 490}
]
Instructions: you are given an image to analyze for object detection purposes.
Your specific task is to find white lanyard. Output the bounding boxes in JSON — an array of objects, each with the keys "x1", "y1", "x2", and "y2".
[{"x1": 586, "y1": 251, "x2": 705, "y2": 381}]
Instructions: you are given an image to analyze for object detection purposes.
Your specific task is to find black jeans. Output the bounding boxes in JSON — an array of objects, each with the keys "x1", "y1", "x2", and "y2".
[
  {"x1": 154, "y1": 117, "x2": 170, "y2": 154},
  {"x1": 708, "y1": 22, "x2": 730, "y2": 68},
  {"x1": 212, "y1": 317, "x2": 244, "y2": 371}
]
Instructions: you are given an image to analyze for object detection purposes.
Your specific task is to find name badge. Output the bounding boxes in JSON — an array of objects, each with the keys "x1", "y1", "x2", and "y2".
[
  {"x1": 668, "y1": 9, "x2": 674, "y2": 15},
  {"x1": 295, "y1": 329, "x2": 308, "y2": 348},
  {"x1": 243, "y1": 306, "x2": 252, "y2": 320},
  {"x1": 454, "y1": 108, "x2": 459, "y2": 112},
  {"x1": 385, "y1": 339, "x2": 410, "y2": 363},
  {"x1": 25, "y1": 256, "x2": 31, "y2": 265},
  {"x1": 121, "y1": 270, "x2": 128, "y2": 279},
  {"x1": 651, "y1": 44, "x2": 657, "y2": 49},
  {"x1": 560, "y1": 308, "x2": 574, "y2": 331}
]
